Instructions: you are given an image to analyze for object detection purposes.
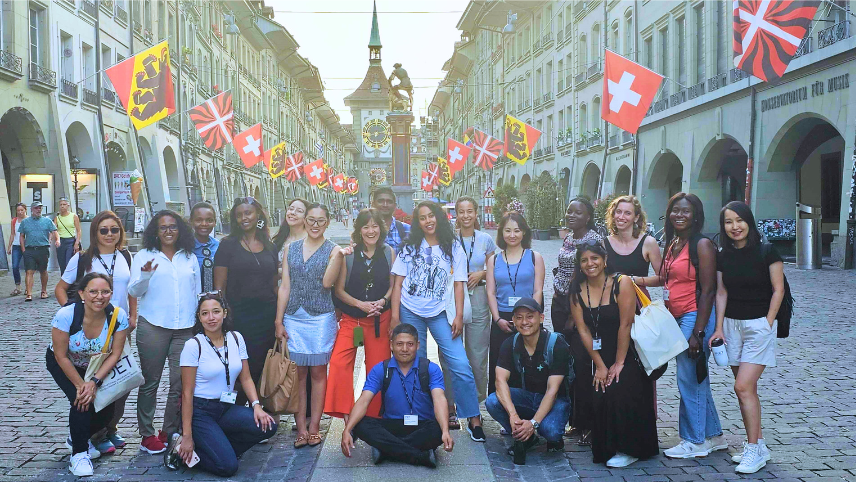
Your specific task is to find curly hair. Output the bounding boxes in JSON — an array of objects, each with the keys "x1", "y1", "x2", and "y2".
[
  {"x1": 193, "y1": 292, "x2": 234, "y2": 335},
  {"x1": 142, "y1": 210, "x2": 195, "y2": 254},
  {"x1": 351, "y1": 208, "x2": 388, "y2": 250},
  {"x1": 402, "y1": 201, "x2": 456, "y2": 262},
  {"x1": 567, "y1": 197, "x2": 597, "y2": 231},
  {"x1": 605, "y1": 195, "x2": 647, "y2": 237}
]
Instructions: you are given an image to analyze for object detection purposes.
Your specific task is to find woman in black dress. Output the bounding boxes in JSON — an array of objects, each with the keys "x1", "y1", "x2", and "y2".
[
  {"x1": 213, "y1": 197, "x2": 280, "y2": 406},
  {"x1": 570, "y1": 241, "x2": 658, "y2": 467},
  {"x1": 603, "y1": 195, "x2": 662, "y2": 292}
]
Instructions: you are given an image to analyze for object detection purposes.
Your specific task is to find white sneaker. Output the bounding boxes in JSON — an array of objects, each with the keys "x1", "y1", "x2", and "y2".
[
  {"x1": 69, "y1": 452, "x2": 94, "y2": 477},
  {"x1": 606, "y1": 452, "x2": 639, "y2": 468},
  {"x1": 664, "y1": 439, "x2": 710, "y2": 458},
  {"x1": 707, "y1": 435, "x2": 728, "y2": 452},
  {"x1": 735, "y1": 443, "x2": 767, "y2": 474},
  {"x1": 732, "y1": 439, "x2": 771, "y2": 463},
  {"x1": 66, "y1": 438, "x2": 101, "y2": 460}
]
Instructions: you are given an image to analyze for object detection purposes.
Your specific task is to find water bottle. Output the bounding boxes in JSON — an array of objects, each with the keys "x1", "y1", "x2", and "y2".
[{"x1": 711, "y1": 338, "x2": 729, "y2": 367}]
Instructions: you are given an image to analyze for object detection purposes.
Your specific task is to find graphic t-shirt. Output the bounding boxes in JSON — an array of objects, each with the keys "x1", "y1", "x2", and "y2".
[
  {"x1": 49, "y1": 304, "x2": 129, "y2": 368},
  {"x1": 391, "y1": 239, "x2": 467, "y2": 318}
]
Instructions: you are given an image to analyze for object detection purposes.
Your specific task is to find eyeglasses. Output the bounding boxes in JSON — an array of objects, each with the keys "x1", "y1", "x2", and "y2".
[
  {"x1": 306, "y1": 218, "x2": 328, "y2": 227},
  {"x1": 158, "y1": 225, "x2": 179, "y2": 233},
  {"x1": 99, "y1": 227, "x2": 121, "y2": 235},
  {"x1": 85, "y1": 289, "x2": 113, "y2": 297},
  {"x1": 198, "y1": 290, "x2": 223, "y2": 299}
]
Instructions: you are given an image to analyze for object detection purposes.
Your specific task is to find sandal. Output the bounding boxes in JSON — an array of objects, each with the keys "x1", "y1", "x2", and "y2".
[
  {"x1": 25, "y1": 294, "x2": 32, "y2": 302},
  {"x1": 293, "y1": 434, "x2": 309, "y2": 449},
  {"x1": 448, "y1": 415, "x2": 461, "y2": 430},
  {"x1": 578, "y1": 430, "x2": 592, "y2": 446},
  {"x1": 307, "y1": 434, "x2": 323, "y2": 447},
  {"x1": 10, "y1": 288, "x2": 20, "y2": 296},
  {"x1": 40, "y1": 291, "x2": 48, "y2": 299}
]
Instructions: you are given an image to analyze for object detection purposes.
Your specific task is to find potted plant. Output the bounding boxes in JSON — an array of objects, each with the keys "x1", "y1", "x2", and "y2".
[
  {"x1": 494, "y1": 183, "x2": 519, "y2": 217},
  {"x1": 524, "y1": 172, "x2": 559, "y2": 240}
]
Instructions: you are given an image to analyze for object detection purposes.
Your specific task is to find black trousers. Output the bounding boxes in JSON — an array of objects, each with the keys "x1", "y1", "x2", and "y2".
[
  {"x1": 488, "y1": 311, "x2": 515, "y2": 395},
  {"x1": 353, "y1": 417, "x2": 442, "y2": 464},
  {"x1": 551, "y1": 292, "x2": 593, "y2": 431},
  {"x1": 46, "y1": 348, "x2": 116, "y2": 454}
]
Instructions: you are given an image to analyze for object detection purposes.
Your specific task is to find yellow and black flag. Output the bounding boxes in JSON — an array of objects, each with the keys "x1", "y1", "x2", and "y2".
[
  {"x1": 503, "y1": 114, "x2": 542, "y2": 165},
  {"x1": 106, "y1": 41, "x2": 175, "y2": 130}
]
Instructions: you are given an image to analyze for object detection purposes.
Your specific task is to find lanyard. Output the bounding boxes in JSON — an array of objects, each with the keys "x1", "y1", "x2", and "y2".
[
  {"x1": 503, "y1": 249, "x2": 525, "y2": 292},
  {"x1": 398, "y1": 369, "x2": 416, "y2": 415},
  {"x1": 585, "y1": 278, "x2": 609, "y2": 339},
  {"x1": 96, "y1": 252, "x2": 118, "y2": 278},
  {"x1": 459, "y1": 233, "x2": 476, "y2": 273},
  {"x1": 663, "y1": 238, "x2": 686, "y2": 286},
  {"x1": 204, "y1": 334, "x2": 231, "y2": 387}
]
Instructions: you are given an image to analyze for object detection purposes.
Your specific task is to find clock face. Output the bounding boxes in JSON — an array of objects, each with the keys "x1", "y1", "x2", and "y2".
[{"x1": 362, "y1": 119, "x2": 390, "y2": 149}]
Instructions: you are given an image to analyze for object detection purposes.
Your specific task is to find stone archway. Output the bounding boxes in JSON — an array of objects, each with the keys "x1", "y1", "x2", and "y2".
[
  {"x1": 138, "y1": 137, "x2": 166, "y2": 210},
  {"x1": 520, "y1": 174, "x2": 531, "y2": 193},
  {"x1": 0, "y1": 108, "x2": 50, "y2": 212},
  {"x1": 694, "y1": 136, "x2": 748, "y2": 215},
  {"x1": 581, "y1": 162, "x2": 601, "y2": 200},
  {"x1": 614, "y1": 165, "x2": 631, "y2": 196},
  {"x1": 106, "y1": 142, "x2": 128, "y2": 175},
  {"x1": 645, "y1": 151, "x2": 683, "y2": 230},
  {"x1": 65, "y1": 122, "x2": 99, "y2": 219},
  {"x1": 163, "y1": 146, "x2": 180, "y2": 202}
]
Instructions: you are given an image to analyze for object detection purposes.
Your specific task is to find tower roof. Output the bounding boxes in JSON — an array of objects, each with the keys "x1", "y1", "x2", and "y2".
[{"x1": 369, "y1": 0, "x2": 381, "y2": 48}]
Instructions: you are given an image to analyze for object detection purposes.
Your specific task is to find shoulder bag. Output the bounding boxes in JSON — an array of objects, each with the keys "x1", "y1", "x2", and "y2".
[
  {"x1": 628, "y1": 279, "x2": 688, "y2": 376},
  {"x1": 83, "y1": 308, "x2": 144, "y2": 412},
  {"x1": 258, "y1": 339, "x2": 300, "y2": 415}
]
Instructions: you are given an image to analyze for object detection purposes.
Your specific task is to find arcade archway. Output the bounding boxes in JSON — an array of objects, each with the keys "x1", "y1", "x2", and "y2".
[{"x1": 580, "y1": 163, "x2": 600, "y2": 200}]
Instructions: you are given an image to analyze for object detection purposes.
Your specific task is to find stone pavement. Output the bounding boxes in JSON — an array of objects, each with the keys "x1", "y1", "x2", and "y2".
[{"x1": 0, "y1": 225, "x2": 854, "y2": 481}]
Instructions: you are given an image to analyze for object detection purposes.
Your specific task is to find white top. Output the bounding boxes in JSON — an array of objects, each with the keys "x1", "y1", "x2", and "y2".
[
  {"x1": 11, "y1": 218, "x2": 22, "y2": 246},
  {"x1": 128, "y1": 249, "x2": 200, "y2": 329},
  {"x1": 391, "y1": 239, "x2": 468, "y2": 317},
  {"x1": 62, "y1": 251, "x2": 132, "y2": 313},
  {"x1": 49, "y1": 304, "x2": 130, "y2": 368},
  {"x1": 179, "y1": 332, "x2": 249, "y2": 399}
]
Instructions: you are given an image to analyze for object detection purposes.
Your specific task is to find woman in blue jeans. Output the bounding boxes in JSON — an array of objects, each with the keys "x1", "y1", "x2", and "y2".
[
  {"x1": 6, "y1": 203, "x2": 26, "y2": 295},
  {"x1": 390, "y1": 201, "x2": 485, "y2": 442},
  {"x1": 172, "y1": 292, "x2": 276, "y2": 476},
  {"x1": 658, "y1": 193, "x2": 725, "y2": 459}
]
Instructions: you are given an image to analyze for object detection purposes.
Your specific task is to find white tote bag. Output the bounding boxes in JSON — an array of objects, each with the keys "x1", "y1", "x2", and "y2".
[
  {"x1": 445, "y1": 273, "x2": 472, "y2": 325},
  {"x1": 629, "y1": 282, "x2": 688, "y2": 376},
  {"x1": 84, "y1": 310, "x2": 145, "y2": 412}
]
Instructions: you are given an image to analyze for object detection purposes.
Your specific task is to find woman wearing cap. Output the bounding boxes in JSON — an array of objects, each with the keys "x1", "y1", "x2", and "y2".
[{"x1": 55, "y1": 198, "x2": 82, "y2": 274}]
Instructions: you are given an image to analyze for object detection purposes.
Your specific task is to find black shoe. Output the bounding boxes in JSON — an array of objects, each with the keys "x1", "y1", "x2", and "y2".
[
  {"x1": 546, "y1": 439, "x2": 565, "y2": 452},
  {"x1": 163, "y1": 434, "x2": 182, "y2": 471},
  {"x1": 512, "y1": 441, "x2": 527, "y2": 465},
  {"x1": 467, "y1": 420, "x2": 486, "y2": 442},
  {"x1": 371, "y1": 447, "x2": 384, "y2": 465},
  {"x1": 424, "y1": 449, "x2": 437, "y2": 468}
]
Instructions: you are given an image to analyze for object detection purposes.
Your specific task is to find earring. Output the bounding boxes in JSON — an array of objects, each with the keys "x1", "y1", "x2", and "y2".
[{"x1": 257, "y1": 219, "x2": 265, "y2": 229}]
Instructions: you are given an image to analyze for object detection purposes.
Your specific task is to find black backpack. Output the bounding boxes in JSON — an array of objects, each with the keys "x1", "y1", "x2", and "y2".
[
  {"x1": 68, "y1": 301, "x2": 119, "y2": 337},
  {"x1": 380, "y1": 357, "x2": 430, "y2": 416},
  {"x1": 511, "y1": 331, "x2": 575, "y2": 398},
  {"x1": 65, "y1": 250, "x2": 133, "y2": 306},
  {"x1": 760, "y1": 243, "x2": 793, "y2": 338}
]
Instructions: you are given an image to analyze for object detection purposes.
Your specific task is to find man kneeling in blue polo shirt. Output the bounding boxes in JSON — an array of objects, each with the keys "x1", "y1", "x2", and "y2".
[{"x1": 341, "y1": 324, "x2": 454, "y2": 467}]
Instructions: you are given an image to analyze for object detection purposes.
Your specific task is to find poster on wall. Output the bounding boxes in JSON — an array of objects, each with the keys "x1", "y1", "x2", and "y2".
[
  {"x1": 112, "y1": 172, "x2": 134, "y2": 207},
  {"x1": 19, "y1": 174, "x2": 54, "y2": 214},
  {"x1": 134, "y1": 207, "x2": 147, "y2": 233},
  {"x1": 75, "y1": 171, "x2": 99, "y2": 221}
]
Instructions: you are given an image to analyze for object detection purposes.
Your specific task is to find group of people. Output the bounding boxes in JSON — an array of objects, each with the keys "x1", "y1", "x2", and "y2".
[{"x1": 37, "y1": 185, "x2": 784, "y2": 477}]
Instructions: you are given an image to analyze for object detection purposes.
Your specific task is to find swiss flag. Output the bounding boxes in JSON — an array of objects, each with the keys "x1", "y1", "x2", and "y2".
[
  {"x1": 331, "y1": 173, "x2": 346, "y2": 193},
  {"x1": 421, "y1": 171, "x2": 436, "y2": 192},
  {"x1": 234, "y1": 123, "x2": 264, "y2": 168},
  {"x1": 446, "y1": 139, "x2": 471, "y2": 174},
  {"x1": 346, "y1": 177, "x2": 358, "y2": 194},
  {"x1": 601, "y1": 49, "x2": 663, "y2": 134},
  {"x1": 304, "y1": 158, "x2": 327, "y2": 186}
]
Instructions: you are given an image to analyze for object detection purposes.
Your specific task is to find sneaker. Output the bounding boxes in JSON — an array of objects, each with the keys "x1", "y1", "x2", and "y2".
[
  {"x1": 164, "y1": 433, "x2": 181, "y2": 470},
  {"x1": 140, "y1": 434, "x2": 167, "y2": 454},
  {"x1": 69, "y1": 451, "x2": 94, "y2": 477},
  {"x1": 508, "y1": 434, "x2": 540, "y2": 463},
  {"x1": 735, "y1": 443, "x2": 766, "y2": 474},
  {"x1": 664, "y1": 439, "x2": 711, "y2": 459},
  {"x1": 66, "y1": 438, "x2": 101, "y2": 460},
  {"x1": 606, "y1": 452, "x2": 639, "y2": 468},
  {"x1": 92, "y1": 437, "x2": 116, "y2": 455},
  {"x1": 707, "y1": 435, "x2": 728, "y2": 452},
  {"x1": 371, "y1": 447, "x2": 384, "y2": 465},
  {"x1": 467, "y1": 421, "x2": 486, "y2": 442},
  {"x1": 499, "y1": 427, "x2": 509, "y2": 436},
  {"x1": 107, "y1": 432, "x2": 126, "y2": 448},
  {"x1": 732, "y1": 440, "x2": 771, "y2": 463},
  {"x1": 157, "y1": 430, "x2": 168, "y2": 444}
]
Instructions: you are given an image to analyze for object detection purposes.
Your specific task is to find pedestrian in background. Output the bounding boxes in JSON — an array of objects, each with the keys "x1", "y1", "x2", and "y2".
[
  {"x1": 275, "y1": 203, "x2": 342, "y2": 448},
  {"x1": 129, "y1": 210, "x2": 200, "y2": 455},
  {"x1": 214, "y1": 197, "x2": 279, "y2": 407},
  {"x1": 326, "y1": 208, "x2": 394, "y2": 421},
  {"x1": 47, "y1": 273, "x2": 129, "y2": 476},
  {"x1": 372, "y1": 187, "x2": 409, "y2": 252},
  {"x1": 570, "y1": 241, "x2": 658, "y2": 467},
  {"x1": 190, "y1": 202, "x2": 220, "y2": 293},
  {"x1": 390, "y1": 201, "x2": 485, "y2": 442},
  {"x1": 711, "y1": 201, "x2": 784, "y2": 474},
  {"x1": 659, "y1": 193, "x2": 725, "y2": 459},
  {"x1": 6, "y1": 202, "x2": 26, "y2": 296},
  {"x1": 55, "y1": 197, "x2": 82, "y2": 274},
  {"x1": 55, "y1": 210, "x2": 135, "y2": 454},
  {"x1": 486, "y1": 211, "x2": 545, "y2": 397},
  {"x1": 341, "y1": 207, "x2": 349, "y2": 228},
  {"x1": 273, "y1": 198, "x2": 309, "y2": 264},
  {"x1": 552, "y1": 197, "x2": 601, "y2": 445},
  {"x1": 19, "y1": 201, "x2": 59, "y2": 301}
]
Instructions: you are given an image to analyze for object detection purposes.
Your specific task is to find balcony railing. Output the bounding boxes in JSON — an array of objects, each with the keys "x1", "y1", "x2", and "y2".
[
  {"x1": 574, "y1": 1, "x2": 586, "y2": 15},
  {"x1": 544, "y1": 145, "x2": 553, "y2": 156},
  {"x1": 100, "y1": 0, "x2": 113, "y2": 14},
  {"x1": 82, "y1": 87, "x2": 98, "y2": 105},
  {"x1": 517, "y1": 102, "x2": 523, "y2": 112},
  {"x1": 81, "y1": 0, "x2": 97, "y2": 17},
  {"x1": 793, "y1": 36, "x2": 813, "y2": 59},
  {"x1": 0, "y1": 50, "x2": 22, "y2": 75},
  {"x1": 565, "y1": 25, "x2": 572, "y2": 41},
  {"x1": 587, "y1": 60, "x2": 601, "y2": 79},
  {"x1": 115, "y1": 4, "x2": 127, "y2": 23},
  {"x1": 143, "y1": 30, "x2": 153, "y2": 45},
  {"x1": 61, "y1": 79, "x2": 78, "y2": 98},
  {"x1": 687, "y1": 80, "x2": 706, "y2": 100},
  {"x1": 609, "y1": 133, "x2": 618, "y2": 148},
  {"x1": 730, "y1": 67, "x2": 748, "y2": 83},
  {"x1": 533, "y1": 39, "x2": 541, "y2": 51},
  {"x1": 533, "y1": 148, "x2": 543, "y2": 158},
  {"x1": 557, "y1": 30, "x2": 563, "y2": 43},
  {"x1": 133, "y1": 20, "x2": 142, "y2": 35},
  {"x1": 543, "y1": 92, "x2": 552, "y2": 104},
  {"x1": 524, "y1": 99, "x2": 531, "y2": 109},
  {"x1": 575, "y1": 70, "x2": 586, "y2": 85},
  {"x1": 707, "y1": 72, "x2": 727, "y2": 92},
  {"x1": 102, "y1": 87, "x2": 115, "y2": 104},
  {"x1": 492, "y1": 102, "x2": 504, "y2": 118},
  {"x1": 622, "y1": 131, "x2": 634, "y2": 144},
  {"x1": 29, "y1": 63, "x2": 56, "y2": 88},
  {"x1": 543, "y1": 33, "x2": 552, "y2": 47},
  {"x1": 576, "y1": 140, "x2": 586, "y2": 152},
  {"x1": 557, "y1": 80, "x2": 563, "y2": 92},
  {"x1": 585, "y1": 134, "x2": 603, "y2": 149},
  {"x1": 818, "y1": 20, "x2": 849, "y2": 49}
]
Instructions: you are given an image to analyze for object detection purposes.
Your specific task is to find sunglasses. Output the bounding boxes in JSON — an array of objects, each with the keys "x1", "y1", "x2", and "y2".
[
  {"x1": 197, "y1": 290, "x2": 224, "y2": 300},
  {"x1": 578, "y1": 240, "x2": 605, "y2": 249},
  {"x1": 99, "y1": 227, "x2": 121, "y2": 235},
  {"x1": 235, "y1": 196, "x2": 256, "y2": 206}
]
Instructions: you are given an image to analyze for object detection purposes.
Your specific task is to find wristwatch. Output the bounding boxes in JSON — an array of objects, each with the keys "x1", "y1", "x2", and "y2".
[
  {"x1": 251, "y1": 400, "x2": 260, "y2": 408},
  {"x1": 90, "y1": 376, "x2": 103, "y2": 388},
  {"x1": 529, "y1": 419, "x2": 540, "y2": 430},
  {"x1": 694, "y1": 330, "x2": 705, "y2": 340}
]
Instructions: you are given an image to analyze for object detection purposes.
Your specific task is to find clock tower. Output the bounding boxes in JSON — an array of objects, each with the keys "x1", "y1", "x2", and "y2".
[{"x1": 344, "y1": 1, "x2": 399, "y2": 207}]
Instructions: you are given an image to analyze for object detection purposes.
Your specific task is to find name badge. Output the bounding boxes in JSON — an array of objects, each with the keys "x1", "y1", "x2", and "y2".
[
  {"x1": 404, "y1": 414, "x2": 419, "y2": 426},
  {"x1": 220, "y1": 391, "x2": 238, "y2": 404},
  {"x1": 662, "y1": 289, "x2": 670, "y2": 301},
  {"x1": 592, "y1": 338, "x2": 602, "y2": 351},
  {"x1": 508, "y1": 296, "x2": 521, "y2": 306}
]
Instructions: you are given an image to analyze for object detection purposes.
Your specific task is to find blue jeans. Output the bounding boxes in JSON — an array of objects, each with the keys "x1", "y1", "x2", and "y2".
[
  {"x1": 399, "y1": 306, "x2": 480, "y2": 419},
  {"x1": 675, "y1": 310, "x2": 722, "y2": 444},
  {"x1": 485, "y1": 389, "x2": 571, "y2": 443},
  {"x1": 191, "y1": 397, "x2": 277, "y2": 477},
  {"x1": 11, "y1": 245, "x2": 22, "y2": 285},
  {"x1": 57, "y1": 237, "x2": 76, "y2": 274}
]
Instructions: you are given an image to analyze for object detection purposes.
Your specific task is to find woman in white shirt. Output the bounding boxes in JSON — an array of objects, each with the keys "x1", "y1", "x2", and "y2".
[
  {"x1": 55, "y1": 210, "x2": 136, "y2": 454},
  {"x1": 168, "y1": 293, "x2": 275, "y2": 476},
  {"x1": 128, "y1": 210, "x2": 200, "y2": 455}
]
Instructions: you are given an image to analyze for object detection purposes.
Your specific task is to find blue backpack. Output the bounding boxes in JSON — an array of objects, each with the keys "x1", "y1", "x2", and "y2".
[{"x1": 511, "y1": 331, "x2": 575, "y2": 398}]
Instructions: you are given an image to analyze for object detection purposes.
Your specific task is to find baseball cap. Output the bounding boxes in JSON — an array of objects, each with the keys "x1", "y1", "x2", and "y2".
[
  {"x1": 511, "y1": 297, "x2": 543, "y2": 315},
  {"x1": 30, "y1": 201, "x2": 43, "y2": 208}
]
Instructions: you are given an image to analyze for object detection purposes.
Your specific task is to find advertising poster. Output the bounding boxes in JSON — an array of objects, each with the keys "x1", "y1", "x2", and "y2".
[{"x1": 113, "y1": 171, "x2": 134, "y2": 207}]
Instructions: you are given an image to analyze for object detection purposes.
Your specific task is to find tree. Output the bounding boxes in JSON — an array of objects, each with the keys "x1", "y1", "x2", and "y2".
[
  {"x1": 524, "y1": 172, "x2": 559, "y2": 231},
  {"x1": 494, "y1": 183, "x2": 519, "y2": 216}
]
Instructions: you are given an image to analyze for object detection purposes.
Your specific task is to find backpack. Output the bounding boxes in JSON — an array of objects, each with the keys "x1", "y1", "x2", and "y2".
[
  {"x1": 760, "y1": 243, "x2": 793, "y2": 338},
  {"x1": 65, "y1": 250, "x2": 133, "y2": 306},
  {"x1": 68, "y1": 302, "x2": 119, "y2": 338},
  {"x1": 380, "y1": 357, "x2": 430, "y2": 416},
  {"x1": 344, "y1": 244, "x2": 394, "y2": 286},
  {"x1": 193, "y1": 331, "x2": 241, "y2": 360},
  {"x1": 686, "y1": 232, "x2": 716, "y2": 303},
  {"x1": 511, "y1": 331, "x2": 575, "y2": 398}
]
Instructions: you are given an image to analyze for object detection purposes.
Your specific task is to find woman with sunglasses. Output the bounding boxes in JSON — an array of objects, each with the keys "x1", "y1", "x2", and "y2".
[
  {"x1": 6, "y1": 202, "x2": 26, "y2": 295},
  {"x1": 275, "y1": 203, "x2": 343, "y2": 448},
  {"x1": 390, "y1": 201, "x2": 485, "y2": 442},
  {"x1": 55, "y1": 197, "x2": 82, "y2": 274},
  {"x1": 273, "y1": 198, "x2": 310, "y2": 266},
  {"x1": 129, "y1": 210, "x2": 200, "y2": 455},
  {"x1": 553, "y1": 197, "x2": 602, "y2": 445},
  {"x1": 214, "y1": 197, "x2": 279, "y2": 408},
  {"x1": 55, "y1": 211, "x2": 136, "y2": 453}
]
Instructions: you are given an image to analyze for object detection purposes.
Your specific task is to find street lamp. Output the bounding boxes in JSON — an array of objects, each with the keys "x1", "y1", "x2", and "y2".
[{"x1": 69, "y1": 156, "x2": 86, "y2": 214}]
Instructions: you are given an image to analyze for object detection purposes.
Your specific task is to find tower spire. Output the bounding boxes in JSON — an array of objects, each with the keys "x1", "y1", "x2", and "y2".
[{"x1": 368, "y1": 0, "x2": 382, "y2": 64}]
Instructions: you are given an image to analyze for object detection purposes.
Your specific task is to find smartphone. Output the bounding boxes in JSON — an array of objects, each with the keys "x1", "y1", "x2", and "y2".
[{"x1": 187, "y1": 451, "x2": 200, "y2": 468}]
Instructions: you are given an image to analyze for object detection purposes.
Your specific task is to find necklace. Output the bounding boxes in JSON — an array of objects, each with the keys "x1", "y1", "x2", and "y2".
[{"x1": 241, "y1": 236, "x2": 261, "y2": 266}]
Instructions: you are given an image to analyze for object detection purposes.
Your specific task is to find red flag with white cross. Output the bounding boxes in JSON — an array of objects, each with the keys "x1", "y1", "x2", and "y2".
[
  {"x1": 234, "y1": 123, "x2": 264, "y2": 168},
  {"x1": 304, "y1": 158, "x2": 327, "y2": 186},
  {"x1": 421, "y1": 171, "x2": 436, "y2": 192},
  {"x1": 446, "y1": 139, "x2": 471, "y2": 174},
  {"x1": 601, "y1": 49, "x2": 663, "y2": 134},
  {"x1": 331, "y1": 173, "x2": 346, "y2": 193}
]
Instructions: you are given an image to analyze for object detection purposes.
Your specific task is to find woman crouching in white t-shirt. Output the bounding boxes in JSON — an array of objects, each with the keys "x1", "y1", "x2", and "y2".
[{"x1": 168, "y1": 292, "x2": 276, "y2": 477}]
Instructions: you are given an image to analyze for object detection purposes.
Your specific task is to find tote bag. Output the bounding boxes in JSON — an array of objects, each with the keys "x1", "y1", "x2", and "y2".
[
  {"x1": 258, "y1": 339, "x2": 300, "y2": 415},
  {"x1": 445, "y1": 271, "x2": 472, "y2": 325},
  {"x1": 629, "y1": 282, "x2": 688, "y2": 376},
  {"x1": 84, "y1": 310, "x2": 145, "y2": 412}
]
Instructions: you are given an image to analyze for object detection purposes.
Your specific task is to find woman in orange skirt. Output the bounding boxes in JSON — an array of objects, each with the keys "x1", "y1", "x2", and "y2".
[{"x1": 325, "y1": 208, "x2": 394, "y2": 420}]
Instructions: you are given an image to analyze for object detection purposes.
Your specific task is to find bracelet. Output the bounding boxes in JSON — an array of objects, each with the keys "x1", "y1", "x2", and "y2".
[{"x1": 251, "y1": 400, "x2": 260, "y2": 408}]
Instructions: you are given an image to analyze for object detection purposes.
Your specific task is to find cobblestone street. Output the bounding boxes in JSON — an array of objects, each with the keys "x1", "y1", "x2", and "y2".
[{"x1": 0, "y1": 228, "x2": 854, "y2": 481}]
